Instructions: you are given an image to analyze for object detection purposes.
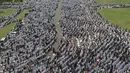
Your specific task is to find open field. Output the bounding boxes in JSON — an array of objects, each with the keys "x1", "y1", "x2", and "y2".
[
  {"x1": 16, "y1": 9, "x2": 29, "y2": 19},
  {"x1": 0, "y1": 8, "x2": 17, "y2": 17},
  {"x1": 0, "y1": 9, "x2": 29, "y2": 39},
  {"x1": 0, "y1": 22, "x2": 17, "y2": 39},
  {"x1": 98, "y1": 8, "x2": 130, "y2": 30},
  {"x1": 96, "y1": 0, "x2": 130, "y2": 4}
]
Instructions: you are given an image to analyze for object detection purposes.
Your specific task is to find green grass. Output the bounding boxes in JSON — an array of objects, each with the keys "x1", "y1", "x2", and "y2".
[
  {"x1": 16, "y1": 9, "x2": 29, "y2": 19},
  {"x1": 0, "y1": 8, "x2": 29, "y2": 18},
  {"x1": 0, "y1": 22, "x2": 17, "y2": 39},
  {"x1": 0, "y1": 9, "x2": 29, "y2": 39},
  {"x1": 96, "y1": 0, "x2": 130, "y2": 4},
  {"x1": 98, "y1": 8, "x2": 130, "y2": 30},
  {"x1": 0, "y1": 8, "x2": 17, "y2": 17}
]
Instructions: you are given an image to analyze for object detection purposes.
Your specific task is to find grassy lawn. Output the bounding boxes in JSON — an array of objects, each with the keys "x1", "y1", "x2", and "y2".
[
  {"x1": 0, "y1": 8, "x2": 17, "y2": 39},
  {"x1": 0, "y1": 22, "x2": 17, "y2": 39},
  {"x1": 0, "y1": 8, "x2": 17, "y2": 17},
  {"x1": 0, "y1": 8, "x2": 29, "y2": 18},
  {"x1": 98, "y1": 8, "x2": 130, "y2": 30},
  {"x1": 16, "y1": 9, "x2": 29, "y2": 19},
  {"x1": 96, "y1": 0, "x2": 130, "y2": 4},
  {"x1": 0, "y1": 9, "x2": 29, "y2": 39}
]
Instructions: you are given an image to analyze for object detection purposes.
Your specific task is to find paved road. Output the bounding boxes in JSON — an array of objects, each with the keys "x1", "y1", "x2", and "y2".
[{"x1": 48, "y1": 0, "x2": 63, "y2": 56}]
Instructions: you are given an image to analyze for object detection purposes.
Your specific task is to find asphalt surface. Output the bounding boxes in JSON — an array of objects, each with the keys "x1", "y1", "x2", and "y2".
[{"x1": 47, "y1": 0, "x2": 63, "y2": 56}]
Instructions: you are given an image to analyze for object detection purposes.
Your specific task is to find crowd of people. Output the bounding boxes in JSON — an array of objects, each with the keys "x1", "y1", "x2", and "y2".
[
  {"x1": 0, "y1": 0, "x2": 58, "y2": 72},
  {"x1": 0, "y1": 0, "x2": 130, "y2": 73}
]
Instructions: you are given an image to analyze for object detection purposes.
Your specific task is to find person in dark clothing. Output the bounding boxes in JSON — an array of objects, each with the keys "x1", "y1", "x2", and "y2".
[{"x1": 109, "y1": 65, "x2": 113, "y2": 73}]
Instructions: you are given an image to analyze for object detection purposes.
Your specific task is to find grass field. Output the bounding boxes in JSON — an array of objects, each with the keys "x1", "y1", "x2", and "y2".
[
  {"x1": 96, "y1": 0, "x2": 130, "y2": 4},
  {"x1": 98, "y1": 8, "x2": 130, "y2": 30},
  {"x1": 0, "y1": 9, "x2": 29, "y2": 39},
  {"x1": 16, "y1": 9, "x2": 29, "y2": 19},
  {"x1": 0, "y1": 8, "x2": 17, "y2": 17},
  {"x1": 0, "y1": 22, "x2": 17, "y2": 39}
]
